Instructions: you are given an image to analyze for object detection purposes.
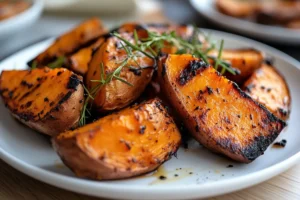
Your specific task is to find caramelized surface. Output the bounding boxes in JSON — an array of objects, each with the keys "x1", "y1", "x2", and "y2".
[
  {"x1": 0, "y1": 68, "x2": 84, "y2": 136},
  {"x1": 53, "y1": 98, "x2": 181, "y2": 180},
  {"x1": 158, "y1": 54, "x2": 285, "y2": 163},
  {"x1": 30, "y1": 18, "x2": 106, "y2": 67},
  {"x1": 208, "y1": 49, "x2": 264, "y2": 84},
  {"x1": 243, "y1": 64, "x2": 291, "y2": 121},
  {"x1": 86, "y1": 33, "x2": 154, "y2": 113}
]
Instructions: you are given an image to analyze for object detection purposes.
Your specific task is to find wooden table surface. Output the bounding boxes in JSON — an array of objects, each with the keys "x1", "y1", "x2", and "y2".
[{"x1": 1, "y1": 1, "x2": 300, "y2": 200}]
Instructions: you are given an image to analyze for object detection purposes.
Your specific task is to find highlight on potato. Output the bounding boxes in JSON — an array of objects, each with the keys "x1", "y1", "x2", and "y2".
[{"x1": 0, "y1": 17, "x2": 291, "y2": 180}]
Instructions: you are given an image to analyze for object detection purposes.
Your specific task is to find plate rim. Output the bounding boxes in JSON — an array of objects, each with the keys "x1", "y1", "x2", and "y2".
[
  {"x1": 1, "y1": 29, "x2": 300, "y2": 199},
  {"x1": 189, "y1": 0, "x2": 300, "y2": 44}
]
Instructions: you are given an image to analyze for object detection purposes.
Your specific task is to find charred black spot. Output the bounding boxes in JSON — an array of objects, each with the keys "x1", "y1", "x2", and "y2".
[
  {"x1": 67, "y1": 75, "x2": 80, "y2": 90},
  {"x1": 8, "y1": 91, "x2": 14, "y2": 99},
  {"x1": 18, "y1": 113, "x2": 34, "y2": 122},
  {"x1": 79, "y1": 99, "x2": 83, "y2": 104},
  {"x1": 194, "y1": 106, "x2": 199, "y2": 111},
  {"x1": 237, "y1": 114, "x2": 241, "y2": 118},
  {"x1": 36, "y1": 77, "x2": 42, "y2": 81},
  {"x1": 273, "y1": 139, "x2": 287, "y2": 148},
  {"x1": 21, "y1": 80, "x2": 33, "y2": 88},
  {"x1": 57, "y1": 71, "x2": 62, "y2": 76},
  {"x1": 50, "y1": 101, "x2": 55, "y2": 106},
  {"x1": 159, "y1": 175, "x2": 167, "y2": 180},
  {"x1": 44, "y1": 97, "x2": 49, "y2": 102},
  {"x1": 25, "y1": 101, "x2": 32, "y2": 108},
  {"x1": 242, "y1": 133, "x2": 279, "y2": 161},
  {"x1": 260, "y1": 86, "x2": 266, "y2": 90},
  {"x1": 264, "y1": 56, "x2": 274, "y2": 66},
  {"x1": 207, "y1": 86, "x2": 213, "y2": 95},
  {"x1": 278, "y1": 108, "x2": 288, "y2": 117},
  {"x1": 139, "y1": 125, "x2": 146, "y2": 134},
  {"x1": 178, "y1": 60, "x2": 208, "y2": 86},
  {"x1": 93, "y1": 71, "x2": 97, "y2": 76},
  {"x1": 250, "y1": 114, "x2": 253, "y2": 120}
]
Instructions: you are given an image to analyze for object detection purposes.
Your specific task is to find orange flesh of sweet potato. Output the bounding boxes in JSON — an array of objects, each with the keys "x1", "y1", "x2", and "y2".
[
  {"x1": 86, "y1": 33, "x2": 154, "y2": 113},
  {"x1": 30, "y1": 18, "x2": 106, "y2": 67},
  {"x1": 53, "y1": 98, "x2": 181, "y2": 180},
  {"x1": 208, "y1": 48, "x2": 264, "y2": 84},
  {"x1": 243, "y1": 64, "x2": 291, "y2": 121},
  {"x1": 158, "y1": 54, "x2": 286, "y2": 163},
  {"x1": 0, "y1": 68, "x2": 84, "y2": 136},
  {"x1": 68, "y1": 37, "x2": 106, "y2": 75}
]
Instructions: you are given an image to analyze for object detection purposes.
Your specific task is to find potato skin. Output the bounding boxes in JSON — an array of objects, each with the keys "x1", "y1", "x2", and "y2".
[
  {"x1": 158, "y1": 54, "x2": 286, "y2": 163},
  {"x1": 52, "y1": 98, "x2": 181, "y2": 180},
  {"x1": 0, "y1": 68, "x2": 84, "y2": 136},
  {"x1": 86, "y1": 33, "x2": 154, "y2": 113},
  {"x1": 243, "y1": 64, "x2": 291, "y2": 121},
  {"x1": 28, "y1": 18, "x2": 106, "y2": 67},
  {"x1": 208, "y1": 48, "x2": 264, "y2": 85}
]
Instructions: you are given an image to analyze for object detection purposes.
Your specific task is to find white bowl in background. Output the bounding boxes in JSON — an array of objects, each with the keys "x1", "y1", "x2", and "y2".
[{"x1": 0, "y1": 0, "x2": 43, "y2": 41}]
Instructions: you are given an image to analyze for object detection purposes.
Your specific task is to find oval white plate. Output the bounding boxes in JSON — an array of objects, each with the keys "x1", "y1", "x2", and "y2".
[
  {"x1": 0, "y1": 0, "x2": 43, "y2": 41},
  {"x1": 0, "y1": 30, "x2": 300, "y2": 200},
  {"x1": 190, "y1": 0, "x2": 300, "y2": 45}
]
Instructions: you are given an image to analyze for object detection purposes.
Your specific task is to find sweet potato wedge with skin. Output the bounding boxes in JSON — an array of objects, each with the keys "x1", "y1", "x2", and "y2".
[
  {"x1": 243, "y1": 64, "x2": 291, "y2": 121},
  {"x1": 68, "y1": 37, "x2": 106, "y2": 75},
  {"x1": 29, "y1": 18, "x2": 106, "y2": 67},
  {"x1": 0, "y1": 68, "x2": 84, "y2": 136},
  {"x1": 53, "y1": 98, "x2": 181, "y2": 180},
  {"x1": 208, "y1": 48, "x2": 264, "y2": 84},
  {"x1": 86, "y1": 33, "x2": 154, "y2": 113},
  {"x1": 158, "y1": 54, "x2": 286, "y2": 163}
]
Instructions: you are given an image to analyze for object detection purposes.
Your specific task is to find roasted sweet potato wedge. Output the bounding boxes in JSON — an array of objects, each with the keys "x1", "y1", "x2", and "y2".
[
  {"x1": 0, "y1": 68, "x2": 84, "y2": 136},
  {"x1": 158, "y1": 54, "x2": 286, "y2": 163},
  {"x1": 208, "y1": 48, "x2": 264, "y2": 84},
  {"x1": 86, "y1": 33, "x2": 154, "y2": 113},
  {"x1": 243, "y1": 64, "x2": 291, "y2": 121},
  {"x1": 68, "y1": 37, "x2": 106, "y2": 75},
  {"x1": 216, "y1": 0, "x2": 257, "y2": 18},
  {"x1": 28, "y1": 18, "x2": 106, "y2": 67},
  {"x1": 53, "y1": 98, "x2": 181, "y2": 180}
]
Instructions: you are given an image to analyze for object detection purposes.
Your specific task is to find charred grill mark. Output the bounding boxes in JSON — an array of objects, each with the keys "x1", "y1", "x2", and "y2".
[
  {"x1": 58, "y1": 91, "x2": 73, "y2": 105},
  {"x1": 18, "y1": 83, "x2": 41, "y2": 101},
  {"x1": 243, "y1": 133, "x2": 279, "y2": 161},
  {"x1": 178, "y1": 60, "x2": 208, "y2": 86},
  {"x1": 21, "y1": 80, "x2": 33, "y2": 88},
  {"x1": 67, "y1": 75, "x2": 81, "y2": 90},
  {"x1": 25, "y1": 101, "x2": 32, "y2": 108}
]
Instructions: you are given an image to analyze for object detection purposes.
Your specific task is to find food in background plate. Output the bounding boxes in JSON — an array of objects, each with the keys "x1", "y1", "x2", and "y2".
[
  {"x1": 216, "y1": 0, "x2": 300, "y2": 29},
  {"x1": 0, "y1": 0, "x2": 30, "y2": 21}
]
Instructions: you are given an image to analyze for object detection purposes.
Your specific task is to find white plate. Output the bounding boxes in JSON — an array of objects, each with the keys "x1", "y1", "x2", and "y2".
[
  {"x1": 190, "y1": 0, "x2": 300, "y2": 45},
  {"x1": 0, "y1": 30, "x2": 300, "y2": 200},
  {"x1": 0, "y1": 0, "x2": 43, "y2": 41}
]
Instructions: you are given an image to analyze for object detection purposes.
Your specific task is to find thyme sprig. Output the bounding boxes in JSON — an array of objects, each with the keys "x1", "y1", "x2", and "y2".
[{"x1": 80, "y1": 27, "x2": 238, "y2": 126}]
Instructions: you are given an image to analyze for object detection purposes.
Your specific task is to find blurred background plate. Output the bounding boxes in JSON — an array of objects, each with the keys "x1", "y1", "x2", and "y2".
[
  {"x1": 190, "y1": 0, "x2": 300, "y2": 45},
  {"x1": 0, "y1": 0, "x2": 43, "y2": 41}
]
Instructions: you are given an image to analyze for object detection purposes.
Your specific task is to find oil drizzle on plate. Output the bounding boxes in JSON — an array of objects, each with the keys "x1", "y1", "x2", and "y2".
[{"x1": 149, "y1": 166, "x2": 193, "y2": 185}]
